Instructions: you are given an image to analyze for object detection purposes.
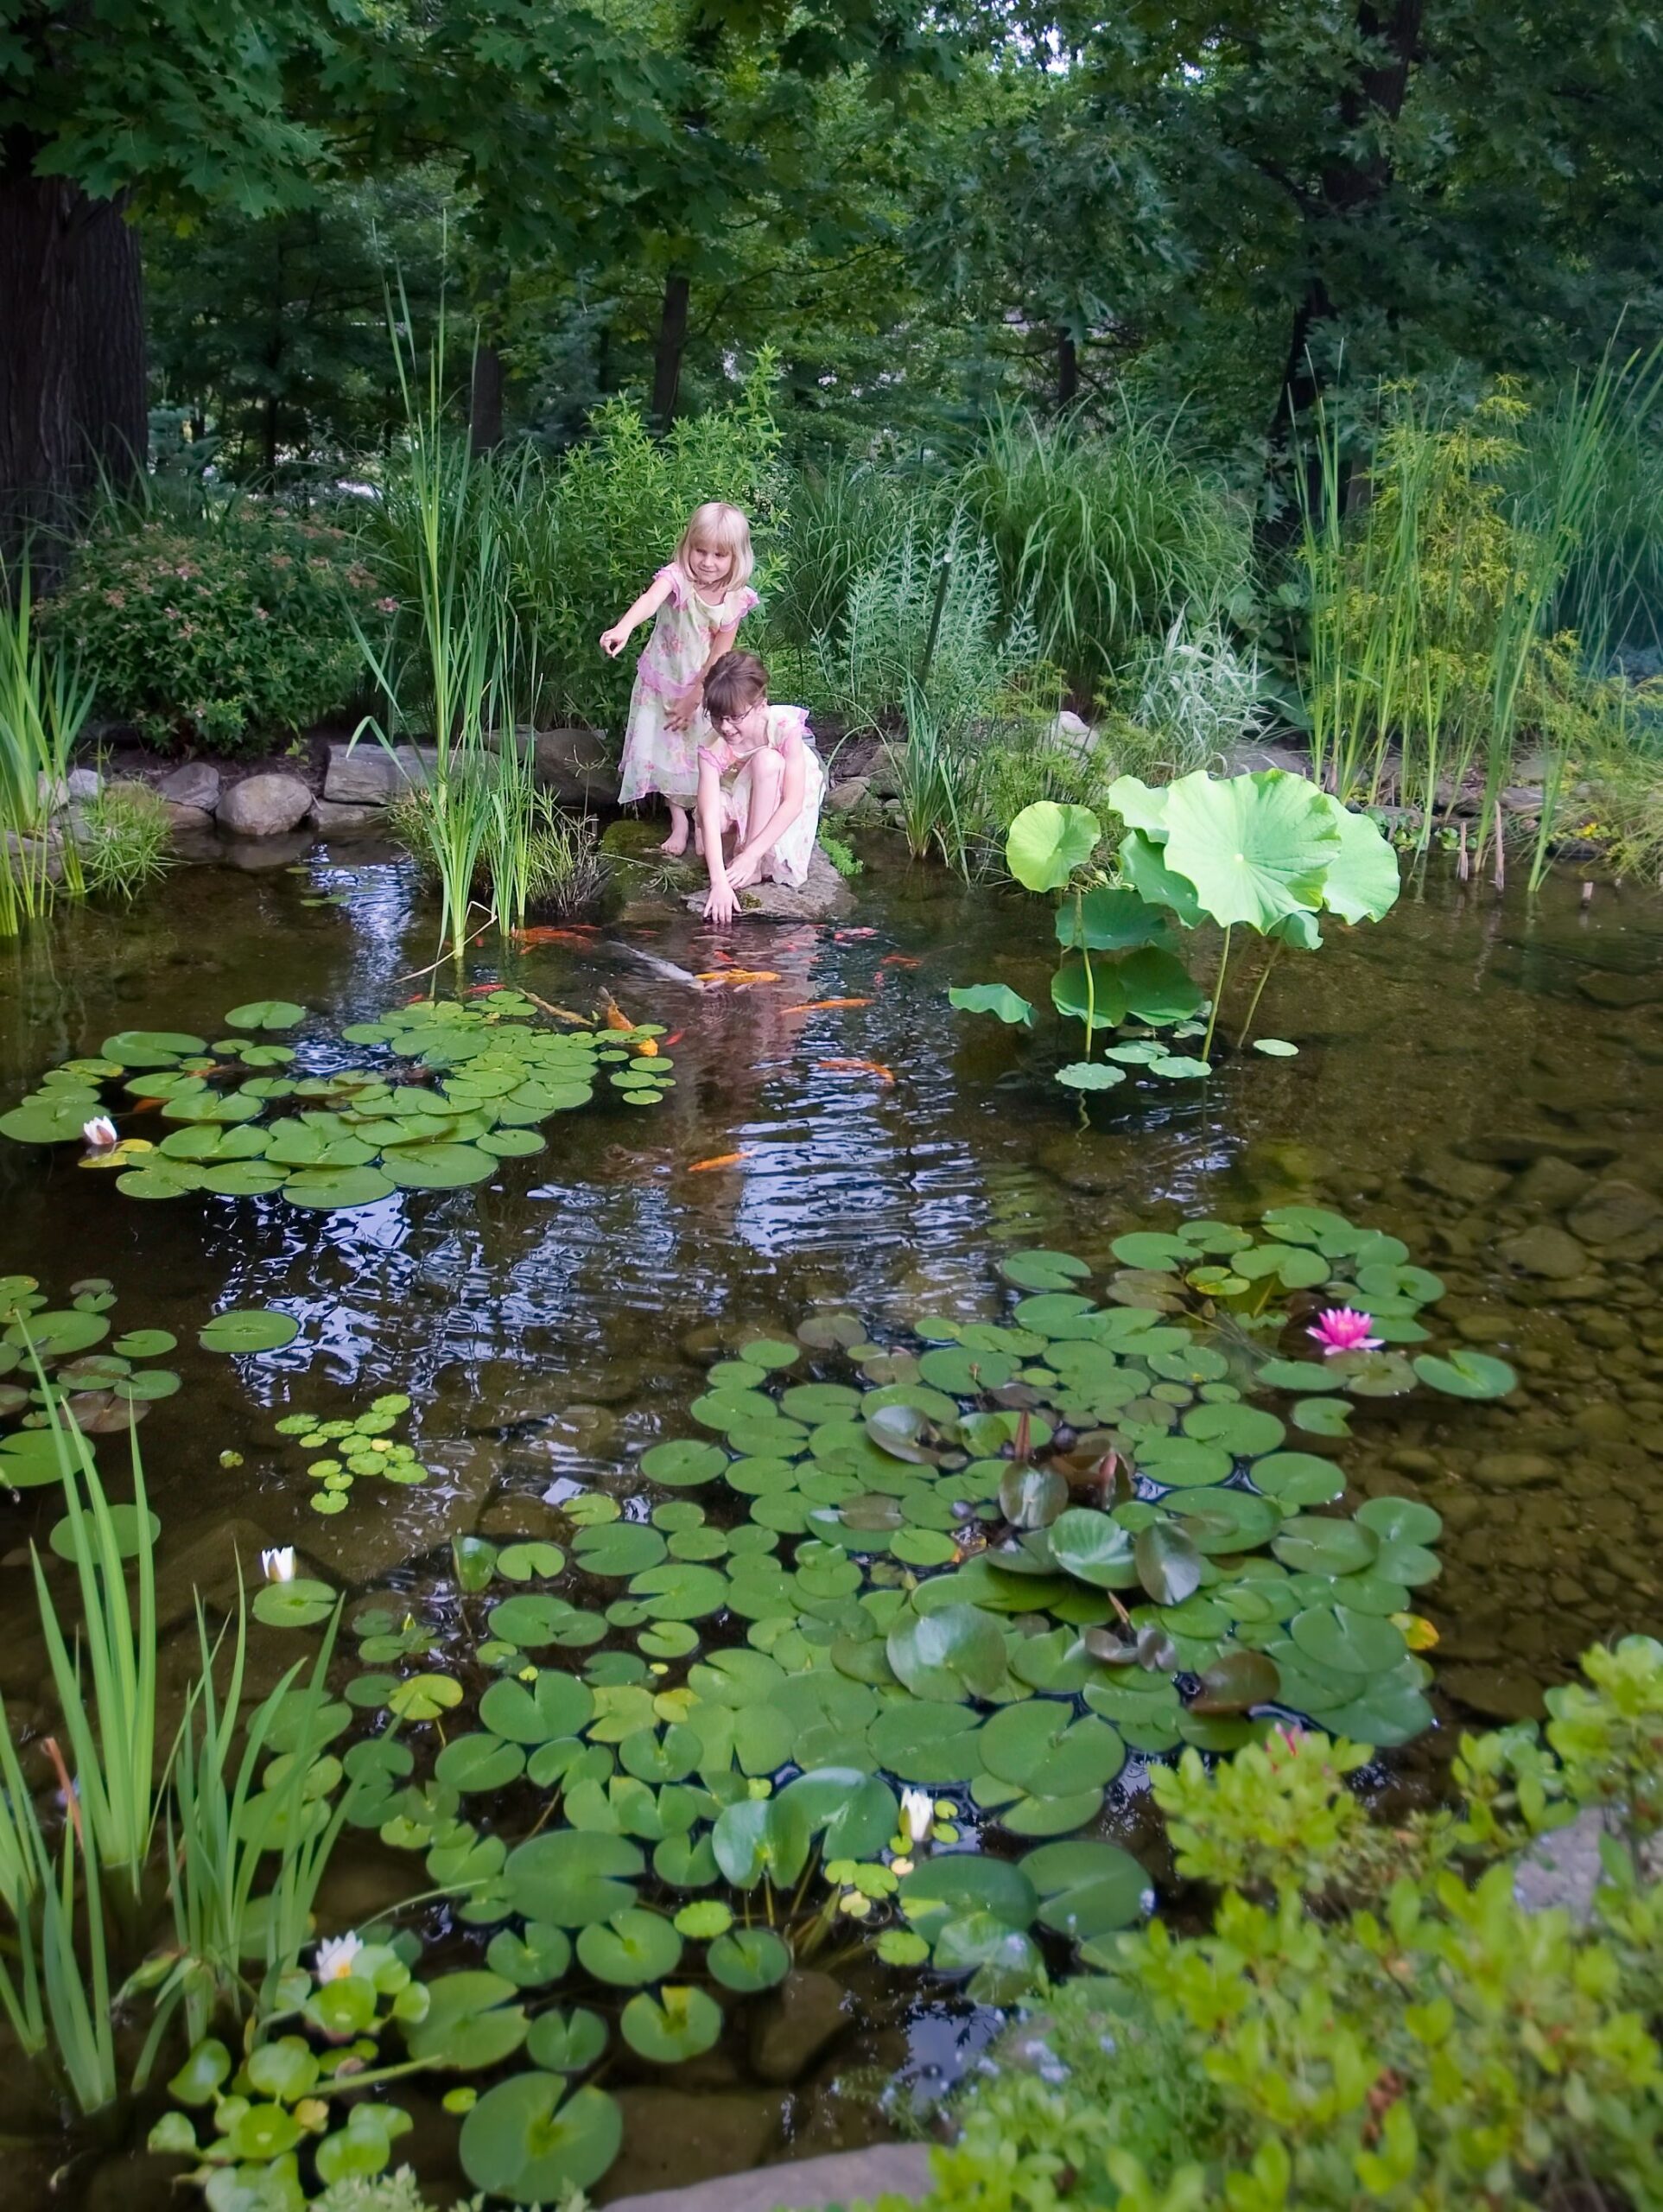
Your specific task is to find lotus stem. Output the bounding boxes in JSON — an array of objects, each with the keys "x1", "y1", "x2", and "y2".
[
  {"x1": 1235, "y1": 941, "x2": 1285, "y2": 1052},
  {"x1": 1076, "y1": 888, "x2": 1095, "y2": 1058},
  {"x1": 1201, "y1": 924, "x2": 1232, "y2": 1064}
]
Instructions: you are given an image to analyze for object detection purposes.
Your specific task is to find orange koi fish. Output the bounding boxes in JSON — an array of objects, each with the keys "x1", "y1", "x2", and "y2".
[
  {"x1": 633, "y1": 1038, "x2": 659, "y2": 1058},
  {"x1": 879, "y1": 954, "x2": 920, "y2": 969},
  {"x1": 689, "y1": 1149, "x2": 751, "y2": 1172},
  {"x1": 514, "y1": 925, "x2": 598, "y2": 947},
  {"x1": 599, "y1": 991, "x2": 635, "y2": 1031},
  {"x1": 662, "y1": 1031, "x2": 685, "y2": 1049},
  {"x1": 816, "y1": 1058, "x2": 896, "y2": 1084},
  {"x1": 783, "y1": 998, "x2": 874, "y2": 1013},
  {"x1": 834, "y1": 927, "x2": 879, "y2": 941},
  {"x1": 694, "y1": 969, "x2": 780, "y2": 988}
]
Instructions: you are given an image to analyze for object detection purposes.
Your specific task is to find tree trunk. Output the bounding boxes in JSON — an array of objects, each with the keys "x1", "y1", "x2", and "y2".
[
  {"x1": 1267, "y1": 0, "x2": 1425, "y2": 465},
  {"x1": 1056, "y1": 329, "x2": 1079, "y2": 411},
  {"x1": 470, "y1": 341, "x2": 505, "y2": 454},
  {"x1": 70, "y1": 191, "x2": 146, "y2": 496},
  {"x1": 0, "y1": 144, "x2": 145, "y2": 579},
  {"x1": 651, "y1": 271, "x2": 690, "y2": 432}
]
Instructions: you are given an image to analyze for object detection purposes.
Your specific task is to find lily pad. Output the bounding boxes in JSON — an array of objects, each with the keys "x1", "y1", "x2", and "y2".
[
  {"x1": 225, "y1": 1001, "x2": 308, "y2": 1031},
  {"x1": 620, "y1": 1985, "x2": 723, "y2": 2063},
  {"x1": 199, "y1": 1308, "x2": 300, "y2": 1355},
  {"x1": 460, "y1": 2075, "x2": 622, "y2": 2202}
]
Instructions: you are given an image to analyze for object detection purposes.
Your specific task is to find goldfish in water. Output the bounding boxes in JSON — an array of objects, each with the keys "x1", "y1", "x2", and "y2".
[
  {"x1": 879, "y1": 954, "x2": 920, "y2": 969},
  {"x1": 634, "y1": 1038, "x2": 659, "y2": 1057},
  {"x1": 513, "y1": 924, "x2": 598, "y2": 945},
  {"x1": 598, "y1": 990, "x2": 636, "y2": 1031},
  {"x1": 694, "y1": 969, "x2": 780, "y2": 988},
  {"x1": 689, "y1": 1149, "x2": 751, "y2": 1172},
  {"x1": 834, "y1": 927, "x2": 879, "y2": 941},
  {"x1": 816, "y1": 1058, "x2": 896, "y2": 1084},
  {"x1": 783, "y1": 998, "x2": 874, "y2": 1013},
  {"x1": 663, "y1": 1030, "x2": 685, "y2": 1049}
]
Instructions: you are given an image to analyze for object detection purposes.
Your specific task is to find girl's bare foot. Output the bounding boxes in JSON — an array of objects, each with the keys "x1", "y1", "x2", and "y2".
[{"x1": 660, "y1": 806, "x2": 690, "y2": 857}]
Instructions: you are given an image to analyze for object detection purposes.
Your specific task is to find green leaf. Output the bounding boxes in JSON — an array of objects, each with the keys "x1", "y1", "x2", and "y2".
[
  {"x1": 706, "y1": 1927, "x2": 792, "y2": 1991},
  {"x1": 1056, "y1": 1060, "x2": 1124, "y2": 1091},
  {"x1": 620, "y1": 1984, "x2": 723, "y2": 2063},
  {"x1": 948, "y1": 983, "x2": 1036, "y2": 1026},
  {"x1": 1412, "y1": 1350, "x2": 1517, "y2": 1400},
  {"x1": 1006, "y1": 800, "x2": 1101, "y2": 891},
  {"x1": 1313, "y1": 797, "x2": 1402, "y2": 923},
  {"x1": 1056, "y1": 886, "x2": 1171, "y2": 951},
  {"x1": 575, "y1": 1908, "x2": 682, "y2": 1986},
  {"x1": 886, "y1": 1604, "x2": 1008, "y2": 1702},
  {"x1": 405, "y1": 1970, "x2": 528, "y2": 2069},
  {"x1": 224, "y1": 1000, "x2": 308, "y2": 1031},
  {"x1": 1158, "y1": 768, "x2": 1340, "y2": 931},
  {"x1": 199, "y1": 1307, "x2": 299, "y2": 1354},
  {"x1": 460, "y1": 2075, "x2": 622, "y2": 2202},
  {"x1": 1133, "y1": 1521, "x2": 1203, "y2": 1605}
]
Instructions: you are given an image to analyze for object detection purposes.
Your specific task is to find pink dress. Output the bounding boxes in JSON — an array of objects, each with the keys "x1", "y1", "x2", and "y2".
[
  {"x1": 697, "y1": 707, "x2": 827, "y2": 889},
  {"x1": 617, "y1": 563, "x2": 759, "y2": 804}
]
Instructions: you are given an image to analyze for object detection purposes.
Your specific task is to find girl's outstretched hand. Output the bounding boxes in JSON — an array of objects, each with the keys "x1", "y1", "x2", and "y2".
[
  {"x1": 665, "y1": 683, "x2": 700, "y2": 733},
  {"x1": 704, "y1": 875, "x2": 739, "y2": 925},
  {"x1": 600, "y1": 624, "x2": 630, "y2": 658}
]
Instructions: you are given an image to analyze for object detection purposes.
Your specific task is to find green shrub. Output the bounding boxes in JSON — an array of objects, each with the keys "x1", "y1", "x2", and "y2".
[
  {"x1": 503, "y1": 353, "x2": 788, "y2": 734},
  {"x1": 50, "y1": 510, "x2": 382, "y2": 753},
  {"x1": 852, "y1": 1638, "x2": 1663, "y2": 2212}
]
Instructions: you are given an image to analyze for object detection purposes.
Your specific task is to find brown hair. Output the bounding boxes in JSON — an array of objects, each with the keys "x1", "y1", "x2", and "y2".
[{"x1": 703, "y1": 650, "x2": 769, "y2": 728}]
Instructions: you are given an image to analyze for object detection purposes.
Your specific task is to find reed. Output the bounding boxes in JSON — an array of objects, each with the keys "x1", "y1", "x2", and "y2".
[{"x1": 0, "y1": 559, "x2": 94, "y2": 933}]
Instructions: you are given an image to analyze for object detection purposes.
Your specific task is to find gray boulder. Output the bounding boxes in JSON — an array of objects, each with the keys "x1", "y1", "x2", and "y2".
[
  {"x1": 308, "y1": 798, "x2": 384, "y2": 836},
  {"x1": 157, "y1": 761, "x2": 221, "y2": 812},
  {"x1": 531, "y1": 726, "x2": 613, "y2": 805},
  {"x1": 217, "y1": 772, "x2": 314, "y2": 838},
  {"x1": 321, "y1": 740, "x2": 435, "y2": 804}
]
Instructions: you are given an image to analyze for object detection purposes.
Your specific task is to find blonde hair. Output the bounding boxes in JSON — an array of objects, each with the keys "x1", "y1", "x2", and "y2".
[{"x1": 675, "y1": 501, "x2": 754, "y2": 593}]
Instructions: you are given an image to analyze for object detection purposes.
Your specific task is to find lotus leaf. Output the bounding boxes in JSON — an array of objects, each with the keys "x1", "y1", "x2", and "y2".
[
  {"x1": 1006, "y1": 800, "x2": 1101, "y2": 892},
  {"x1": 948, "y1": 983, "x2": 1035, "y2": 1026}
]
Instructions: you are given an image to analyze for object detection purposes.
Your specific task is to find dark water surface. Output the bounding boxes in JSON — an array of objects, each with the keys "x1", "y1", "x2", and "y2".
[{"x1": 1, "y1": 836, "x2": 1660, "y2": 2199}]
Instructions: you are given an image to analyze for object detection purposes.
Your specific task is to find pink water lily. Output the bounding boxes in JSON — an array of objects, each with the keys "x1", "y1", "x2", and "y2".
[{"x1": 1307, "y1": 1306, "x2": 1382, "y2": 1356}]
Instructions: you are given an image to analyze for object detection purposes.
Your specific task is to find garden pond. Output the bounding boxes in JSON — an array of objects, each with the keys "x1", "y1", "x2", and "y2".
[{"x1": 0, "y1": 832, "x2": 1660, "y2": 2207}]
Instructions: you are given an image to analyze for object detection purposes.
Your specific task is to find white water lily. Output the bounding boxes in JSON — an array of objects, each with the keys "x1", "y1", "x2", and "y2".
[
  {"x1": 315, "y1": 1931, "x2": 364, "y2": 1983},
  {"x1": 900, "y1": 1786, "x2": 934, "y2": 1847},
  {"x1": 82, "y1": 1116, "x2": 118, "y2": 1149},
  {"x1": 261, "y1": 1547, "x2": 296, "y2": 1583}
]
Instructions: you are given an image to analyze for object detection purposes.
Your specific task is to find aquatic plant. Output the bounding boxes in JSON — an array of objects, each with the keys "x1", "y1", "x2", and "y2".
[
  {"x1": 898, "y1": 1637, "x2": 1663, "y2": 2212},
  {"x1": 951, "y1": 767, "x2": 1400, "y2": 1084},
  {"x1": 212, "y1": 1202, "x2": 1515, "y2": 2201},
  {"x1": 0, "y1": 990, "x2": 672, "y2": 1211},
  {"x1": 0, "y1": 559, "x2": 93, "y2": 934},
  {"x1": 77, "y1": 780, "x2": 175, "y2": 902},
  {"x1": 272, "y1": 1390, "x2": 433, "y2": 1520}
]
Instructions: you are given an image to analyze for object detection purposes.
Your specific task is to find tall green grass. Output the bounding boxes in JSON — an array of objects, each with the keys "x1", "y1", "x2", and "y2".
[
  {"x1": 957, "y1": 405, "x2": 1254, "y2": 700},
  {"x1": 1294, "y1": 360, "x2": 1658, "y2": 863},
  {"x1": 0, "y1": 561, "x2": 94, "y2": 934}
]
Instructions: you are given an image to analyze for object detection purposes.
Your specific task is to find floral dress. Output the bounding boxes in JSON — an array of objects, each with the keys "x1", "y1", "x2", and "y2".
[
  {"x1": 697, "y1": 706, "x2": 826, "y2": 889},
  {"x1": 617, "y1": 563, "x2": 759, "y2": 804}
]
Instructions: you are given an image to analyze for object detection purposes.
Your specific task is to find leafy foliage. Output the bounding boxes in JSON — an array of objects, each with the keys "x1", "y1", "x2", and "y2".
[
  {"x1": 882, "y1": 1637, "x2": 1663, "y2": 2212},
  {"x1": 48, "y1": 512, "x2": 380, "y2": 753}
]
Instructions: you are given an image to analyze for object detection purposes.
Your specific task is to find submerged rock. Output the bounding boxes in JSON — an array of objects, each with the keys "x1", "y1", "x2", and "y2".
[
  {"x1": 605, "y1": 2088, "x2": 786, "y2": 2201},
  {"x1": 748, "y1": 1968, "x2": 848, "y2": 2085},
  {"x1": 309, "y1": 797, "x2": 384, "y2": 836},
  {"x1": 1495, "y1": 1224, "x2": 1591, "y2": 1279},
  {"x1": 1441, "y1": 1665, "x2": 1546, "y2": 1724},
  {"x1": 1567, "y1": 1179, "x2": 1662, "y2": 1247}
]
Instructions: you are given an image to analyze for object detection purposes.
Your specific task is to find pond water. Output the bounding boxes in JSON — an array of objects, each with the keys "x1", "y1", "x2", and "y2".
[{"x1": 1, "y1": 835, "x2": 1661, "y2": 2202}]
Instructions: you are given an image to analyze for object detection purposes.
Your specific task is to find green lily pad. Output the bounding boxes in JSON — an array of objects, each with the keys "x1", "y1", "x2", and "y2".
[
  {"x1": 406, "y1": 1971, "x2": 528, "y2": 2069},
  {"x1": 949, "y1": 983, "x2": 1035, "y2": 1026},
  {"x1": 640, "y1": 1439, "x2": 729, "y2": 1488},
  {"x1": 199, "y1": 1308, "x2": 300, "y2": 1354},
  {"x1": 1021, "y1": 1840, "x2": 1149, "y2": 1942},
  {"x1": 460, "y1": 2075, "x2": 622, "y2": 2202},
  {"x1": 575, "y1": 1908, "x2": 682, "y2": 1986},
  {"x1": 251, "y1": 1580, "x2": 336, "y2": 1629},
  {"x1": 525, "y1": 2006, "x2": 608, "y2": 2071},
  {"x1": 620, "y1": 1985, "x2": 724, "y2": 2063},
  {"x1": 707, "y1": 1926, "x2": 793, "y2": 1992},
  {"x1": 505, "y1": 1832, "x2": 644, "y2": 1927},
  {"x1": 1412, "y1": 1350, "x2": 1517, "y2": 1400},
  {"x1": 225, "y1": 1001, "x2": 308, "y2": 1031},
  {"x1": 886, "y1": 1604, "x2": 1008, "y2": 1702}
]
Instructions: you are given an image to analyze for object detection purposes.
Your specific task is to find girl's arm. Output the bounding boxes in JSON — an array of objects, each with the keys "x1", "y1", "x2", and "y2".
[
  {"x1": 666, "y1": 619, "x2": 741, "y2": 734},
  {"x1": 600, "y1": 569, "x2": 676, "y2": 657},
  {"x1": 727, "y1": 738, "x2": 808, "y2": 887},
  {"x1": 697, "y1": 753, "x2": 739, "y2": 924}
]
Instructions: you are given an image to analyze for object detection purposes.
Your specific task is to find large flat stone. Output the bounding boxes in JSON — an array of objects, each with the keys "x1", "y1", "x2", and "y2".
[
  {"x1": 309, "y1": 798, "x2": 384, "y2": 836},
  {"x1": 682, "y1": 849, "x2": 854, "y2": 923},
  {"x1": 605, "y1": 2141, "x2": 932, "y2": 2212},
  {"x1": 321, "y1": 741, "x2": 436, "y2": 804}
]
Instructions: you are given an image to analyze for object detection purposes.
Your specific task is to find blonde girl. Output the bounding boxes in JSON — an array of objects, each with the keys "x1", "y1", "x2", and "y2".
[
  {"x1": 695, "y1": 650, "x2": 826, "y2": 925},
  {"x1": 600, "y1": 502, "x2": 759, "y2": 855}
]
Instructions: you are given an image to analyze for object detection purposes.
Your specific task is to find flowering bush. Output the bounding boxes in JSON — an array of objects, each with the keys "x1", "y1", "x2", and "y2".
[{"x1": 50, "y1": 510, "x2": 385, "y2": 754}]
